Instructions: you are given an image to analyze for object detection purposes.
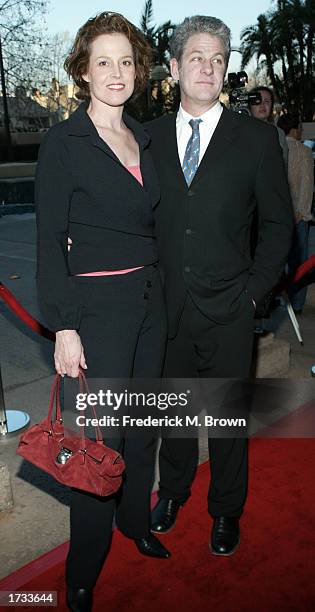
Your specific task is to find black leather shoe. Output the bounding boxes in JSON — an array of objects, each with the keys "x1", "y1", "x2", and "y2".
[
  {"x1": 210, "y1": 517, "x2": 240, "y2": 556},
  {"x1": 66, "y1": 587, "x2": 93, "y2": 611},
  {"x1": 151, "y1": 498, "x2": 182, "y2": 533},
  {"x1": 134, "y1": 533, "x2": 171, "y2": 558}
]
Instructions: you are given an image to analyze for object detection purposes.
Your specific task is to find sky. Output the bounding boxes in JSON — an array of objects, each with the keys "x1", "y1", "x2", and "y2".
[{"x1": 46, "y1": 0, "x2": 275, "y2": 73}]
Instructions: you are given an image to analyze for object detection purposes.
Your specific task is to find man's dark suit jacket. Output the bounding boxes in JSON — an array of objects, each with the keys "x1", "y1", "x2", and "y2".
[{"x1": 146, "y1": 105, "x2": 294, "y2": 336}]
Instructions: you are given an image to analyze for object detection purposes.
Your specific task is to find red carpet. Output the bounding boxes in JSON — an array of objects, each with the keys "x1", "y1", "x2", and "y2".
[{"x1": 1, "y1": 438, "x2": 315, "y2": 611}]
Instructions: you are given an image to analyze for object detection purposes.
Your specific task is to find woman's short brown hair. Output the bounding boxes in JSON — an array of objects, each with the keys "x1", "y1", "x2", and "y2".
[{"x1": 64, "y1": 12, "x2": 152, "y2": 99}]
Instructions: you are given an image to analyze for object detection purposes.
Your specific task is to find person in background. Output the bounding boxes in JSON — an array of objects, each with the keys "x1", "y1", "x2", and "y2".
[
  {"x1": 249, "y1": 86, "x2": 288, "y2": 169},
  {"x1": 36, "y1": 12, "x2": 168, "y2": 612},
  {"x1": 249, "y1": 86, "x2": 289, "y2": 327},
  {"x1": 277, "y1": 113, "x2": 314, "y2": 313}
]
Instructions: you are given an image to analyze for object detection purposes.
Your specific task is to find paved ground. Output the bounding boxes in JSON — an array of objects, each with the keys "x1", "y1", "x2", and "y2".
[{"x1": 0, "y1": 213, "x2": 314, "y2": 580}]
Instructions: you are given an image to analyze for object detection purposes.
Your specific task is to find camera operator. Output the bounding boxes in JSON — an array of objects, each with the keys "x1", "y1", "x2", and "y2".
[{"x1": 227, "y1": 71, "x2": 261, "y2": 116}]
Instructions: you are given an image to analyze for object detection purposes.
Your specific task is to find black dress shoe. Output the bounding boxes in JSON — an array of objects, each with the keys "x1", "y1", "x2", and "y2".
[
  {"x1": 134, "y1": 533, "x2": 171, "y2": 558},
  {"x1": 66, "y1": 587, "x2": 93, "y2": 612},
  {"x1": 210, "y1": 517, "x2": 240, "y2": 556},
  {"x1": 151, "y1": 498, "x2": 182, "y2": 533}
]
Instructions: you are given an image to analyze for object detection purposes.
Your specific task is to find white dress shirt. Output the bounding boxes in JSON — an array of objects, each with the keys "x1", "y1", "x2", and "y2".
[{"x1": 176, "y1": 101, "x2": 223, "y2": 167}]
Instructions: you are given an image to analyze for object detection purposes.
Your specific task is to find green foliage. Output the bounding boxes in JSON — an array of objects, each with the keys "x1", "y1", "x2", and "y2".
[
  {"x1": 240, "y1": 0, "x2": 315, "y2": 120},
  {"x1": 134, "y1": 0, "x2": 178, "y2": 120}
]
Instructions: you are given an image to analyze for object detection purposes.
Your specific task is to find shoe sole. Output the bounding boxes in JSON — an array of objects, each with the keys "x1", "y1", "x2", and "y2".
[
  {"x1": 137, "y1": 551, "x2": 171, "y2": 559},
  {"x1": 134, "y1": 545, "x2": 171, "y2": 559},
  {"x1": 209, "y1": 540, "x2": 240, "y2": 556}
]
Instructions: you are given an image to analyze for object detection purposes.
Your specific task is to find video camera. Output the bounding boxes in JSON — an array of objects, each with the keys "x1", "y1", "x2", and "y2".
[{"x1": 227, "y1": 71, "x2": 262, "y2": 116}]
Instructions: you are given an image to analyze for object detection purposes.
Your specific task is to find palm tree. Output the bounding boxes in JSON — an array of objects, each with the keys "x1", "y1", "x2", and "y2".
[
  {"x1": 140, "y1": 0, "x2": 175, "y2": 68},
  {"x1": 240, "y1": 14, "x2": 281, "y2": 100},
  {"x1": 127, "y1": 0, "x2": 177, "y2": 120},
  {"x1": 304, "y1": 0, "x2": 314, "y2": 81},
  {"x1": 271, "y1": 0, "x2": 314, "y2": 118},
  {"x1": 241, "y1": 1, "x2": 315, "y2": 120}
]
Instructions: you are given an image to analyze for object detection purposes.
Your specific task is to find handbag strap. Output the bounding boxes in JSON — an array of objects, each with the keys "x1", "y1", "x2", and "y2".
[
  {"x1": 47, "y1": 374, "x2": 62, "y2": 424},
  {"x1": 78, "y1": 369, "x2": 103, "y2": 443},
  {"x1": 46, "y1": 371, "x2": 104, "y2": 444}
]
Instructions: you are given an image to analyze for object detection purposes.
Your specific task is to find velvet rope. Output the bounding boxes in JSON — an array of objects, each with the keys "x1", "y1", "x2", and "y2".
[
  {"x1": 1, "y1": 255, "x2": 314, "y2": 342},
  {"x1": 274, "y1": 254, "x2": 315, "y2": 294},
  {"x1": 0, "y1": 282, "x2": 55, "y2": 342},
  {"x1": 292, "y1": 254, "x2": 315, "y2": 284}
]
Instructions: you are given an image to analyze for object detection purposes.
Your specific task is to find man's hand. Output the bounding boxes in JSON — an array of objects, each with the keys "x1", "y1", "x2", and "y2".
[
  {"x1": 67, "y1": 237, "x2": 72, "y2": 252},
  {"x1": 54, "y1": 330, "x2": 87, "y2": 378}
]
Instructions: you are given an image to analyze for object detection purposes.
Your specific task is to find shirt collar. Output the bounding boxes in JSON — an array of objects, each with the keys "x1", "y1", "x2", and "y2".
[{"x1": 177, "y1": 100, "x2": 222, "y2": 126}]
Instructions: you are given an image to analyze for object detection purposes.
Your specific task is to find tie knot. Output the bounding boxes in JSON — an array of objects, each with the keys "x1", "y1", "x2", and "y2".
[{"x1": 189, "y1": 118, "x2": 202, "y2": 132}]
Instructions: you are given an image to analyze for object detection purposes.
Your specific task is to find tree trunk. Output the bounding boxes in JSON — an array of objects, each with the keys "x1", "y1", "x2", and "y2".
[
  {"x1": 0, "y1": 36, "x2": 13, "y2": 162},
  {"x1": 304, "y1": 25, "x2": 314, "y2": 120}
]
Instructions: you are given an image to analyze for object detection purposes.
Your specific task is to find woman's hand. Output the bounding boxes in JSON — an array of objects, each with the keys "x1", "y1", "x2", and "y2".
[{"x1": 54, "y1": 330, "x2": 87, "y2": 378}]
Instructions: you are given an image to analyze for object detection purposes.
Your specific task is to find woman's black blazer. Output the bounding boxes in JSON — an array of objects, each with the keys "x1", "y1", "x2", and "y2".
[{"x1": 35, "y1": 101, "x2": 160, "y2": 332}]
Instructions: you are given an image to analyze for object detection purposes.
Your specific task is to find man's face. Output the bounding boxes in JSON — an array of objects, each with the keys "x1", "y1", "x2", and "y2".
[
  {"x1": 170, "y1": 33, "x2": 226, "y2": 114},
  {"x1": 250, "y1": 91, "x2": 273, "y2": 121}
]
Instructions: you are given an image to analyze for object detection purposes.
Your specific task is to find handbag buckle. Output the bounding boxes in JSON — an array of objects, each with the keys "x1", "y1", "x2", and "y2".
[{"x1": 56, "y1": 447, "x2": 73, "y2": 464}]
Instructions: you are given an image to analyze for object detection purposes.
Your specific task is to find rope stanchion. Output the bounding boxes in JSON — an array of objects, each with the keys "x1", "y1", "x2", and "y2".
[
  {"x1": 270, "y1": 255, "x2": 315, "y2": 345},
  {"x1": 0, "y1": 364, "x2": 8, "y2": 435},
  {"x1": 0, "y1": 365, "x2": 30, "y2": 438},
  {"x1": 0, "y1": 282, "x2": 55, "y2": 440}
]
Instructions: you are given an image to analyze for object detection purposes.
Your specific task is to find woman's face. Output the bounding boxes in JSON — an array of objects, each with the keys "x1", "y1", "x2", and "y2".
[
  {"x1": 250, "y1": 90, "x2": 273, "y2": 122},
  {"x1": 83, "y1": 33, "x2": 136, "y2": 108}
]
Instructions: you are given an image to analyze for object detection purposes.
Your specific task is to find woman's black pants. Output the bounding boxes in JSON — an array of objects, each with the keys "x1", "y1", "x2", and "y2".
[{"x1": 65, "y1": 265, "x2": 167, "y2": 589}]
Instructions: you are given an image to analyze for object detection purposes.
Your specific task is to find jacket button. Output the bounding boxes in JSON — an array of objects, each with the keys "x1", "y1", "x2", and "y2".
[
  {"x1": 184, "y1": 266, "x2": 190, "y2": 273},
  {"x1": 143, "y1": 292, "x2": 149, "y2": 299},
  {"x1": 185, "y1": 228, "x2": 192, "y2": 235},
  {"x1": 188, "y1": 190, "x2": 194, "y2": 197},
  {"x1": 146, "y1": 280, "x2": 152, "y2": 288}
]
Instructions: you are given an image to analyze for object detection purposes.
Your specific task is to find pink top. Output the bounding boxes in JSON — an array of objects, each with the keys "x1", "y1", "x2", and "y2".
[
  {"x1": 126, "y1": 165, "x2": 143, "y2": 186},
  {"x1": 76, "y1": 166, "x2": 144, "y2": 277}
]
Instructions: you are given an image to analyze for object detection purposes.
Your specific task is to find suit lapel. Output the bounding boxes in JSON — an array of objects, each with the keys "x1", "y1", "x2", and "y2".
[
  {"x1": 159, "y1": 114, "x2": 188, "y2": 192},
  {"x1": 190, "y1": 105, "x2": 239, "y2": 188}
]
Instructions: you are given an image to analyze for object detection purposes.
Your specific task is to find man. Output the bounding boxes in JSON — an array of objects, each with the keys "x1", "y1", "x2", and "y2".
[
  {"x1": 146, "y1": 16, "x2": 293, "y2": 555},
  {"x1": 277, "y1": 113, "x2": 314, "y2": 314},
  {"x1": 249, "y1": 85, "x2": 288, "y2": 168}
]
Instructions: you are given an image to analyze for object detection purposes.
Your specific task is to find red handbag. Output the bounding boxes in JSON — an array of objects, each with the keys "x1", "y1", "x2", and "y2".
[{"x1": 16, "y1": 371, "x2": 125, "y2": 496}]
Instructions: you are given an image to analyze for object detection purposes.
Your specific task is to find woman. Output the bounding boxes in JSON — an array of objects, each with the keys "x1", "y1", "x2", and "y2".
[
  {"x1": 249, "y1": 86, "x2": 288, "y2": 169},
  {"x1": 36, "y1": 12, "x2": 168, "y2": 612}
]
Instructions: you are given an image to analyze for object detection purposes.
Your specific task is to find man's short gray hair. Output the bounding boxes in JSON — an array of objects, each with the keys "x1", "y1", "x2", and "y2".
[{"x1": 170, "y1": 15, "x2": 231, "y2": 64}]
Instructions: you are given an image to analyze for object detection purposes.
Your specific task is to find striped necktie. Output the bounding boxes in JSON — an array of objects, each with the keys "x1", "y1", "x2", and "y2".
[{"x1": 182, "y1": 118, "x2": 202, "y2": 186}]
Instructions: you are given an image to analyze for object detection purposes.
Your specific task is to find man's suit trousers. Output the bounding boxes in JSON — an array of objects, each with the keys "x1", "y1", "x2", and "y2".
[{"x1": 158, "y1": 292, "x2": 255, "y2": 518}]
